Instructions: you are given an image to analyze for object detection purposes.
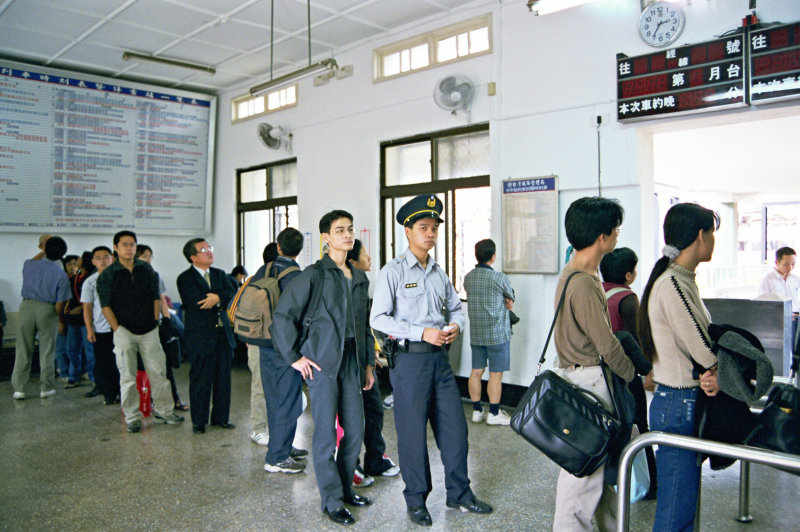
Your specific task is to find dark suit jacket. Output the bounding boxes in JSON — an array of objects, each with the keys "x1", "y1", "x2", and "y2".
[{"x1": 177, "y1": 266, "x2": 237, "y2": 358}]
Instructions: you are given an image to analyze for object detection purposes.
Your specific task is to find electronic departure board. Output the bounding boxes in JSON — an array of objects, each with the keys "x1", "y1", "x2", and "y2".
[
  {"x1": 617, "y1": 34, "x2": 746, "y2": 122},
  {"x1": 749, "y1": 21, "x2": 800, "y2": 104},
  {"x1": 0, "y1": 59, "x2": 216, "y2": 234}
]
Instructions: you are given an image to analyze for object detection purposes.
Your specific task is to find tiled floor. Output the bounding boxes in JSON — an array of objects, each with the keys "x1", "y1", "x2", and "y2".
[{"x1": 1, "y1": 365, "x2": 798, "y2": 531}]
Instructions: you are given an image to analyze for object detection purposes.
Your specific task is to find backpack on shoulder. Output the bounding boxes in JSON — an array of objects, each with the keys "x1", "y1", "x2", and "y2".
[{"x1": 228, "y1": 262, "x2": 299, "y2": 345}]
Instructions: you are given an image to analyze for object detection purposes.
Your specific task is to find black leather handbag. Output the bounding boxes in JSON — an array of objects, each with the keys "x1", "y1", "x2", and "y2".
[{"x1": 510, "y1": 272, "x2": 622, "y2": 478}]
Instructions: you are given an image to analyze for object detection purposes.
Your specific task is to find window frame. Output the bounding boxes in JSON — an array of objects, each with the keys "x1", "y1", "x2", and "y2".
[
  {"x1": 230, "y1": 84, "x2": 298, "y2": 124},
  {"x1": 379, "y1": 123, "x2": 490, "y2": 295},
  {"x1": 372, "y1": 14, "x2": 492, "y2": 82},
  {"x1": 236, "y1": 158, "x2": 298, "y2": 267}
]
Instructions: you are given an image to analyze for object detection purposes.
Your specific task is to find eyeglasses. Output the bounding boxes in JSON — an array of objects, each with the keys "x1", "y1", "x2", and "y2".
[{"x1": 199, "y1": 246, "x2": 214, "y2": 254}]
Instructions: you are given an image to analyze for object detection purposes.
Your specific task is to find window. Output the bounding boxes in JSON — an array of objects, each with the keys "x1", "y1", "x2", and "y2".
[
  {"x1": 231, "y1": 85, "x2": 297, "y2": 122},
  {"x1": 373, "y1": 14, "x2": 492, "y2": 82},
  {"x1": 380, "y1": 125, "x2": 490, "y2": 298},
  {"x1": 236, "y1": 159, "x2": 298, "y2": 275}
]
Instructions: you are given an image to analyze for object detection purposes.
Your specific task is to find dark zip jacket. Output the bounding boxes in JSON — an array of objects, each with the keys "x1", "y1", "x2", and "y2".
[{"x1": 270, "y1": 254, "x2": 372, "y2": 380}]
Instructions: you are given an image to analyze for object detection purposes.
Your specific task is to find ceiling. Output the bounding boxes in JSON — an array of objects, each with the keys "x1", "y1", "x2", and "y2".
[{"x1": 0, "y1": 0, "x2": 474, "y2": 94}]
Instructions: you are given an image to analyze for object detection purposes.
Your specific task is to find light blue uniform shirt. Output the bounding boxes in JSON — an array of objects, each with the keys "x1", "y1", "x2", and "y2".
[
  {"x1": 370, "y1": 247, "x2": 465, "y2": 341},
  {"x1": 20, "y1": 258, "x2": 70, "y2": 304}
]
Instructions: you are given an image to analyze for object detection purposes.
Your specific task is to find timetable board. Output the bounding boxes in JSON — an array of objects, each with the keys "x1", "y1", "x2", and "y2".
[
  {"x1": 502, "y1": 176, "x2": 559, "y2": 274},
  {"x1": 0, "y1": 59, "x2": 216, "y2": 234}
]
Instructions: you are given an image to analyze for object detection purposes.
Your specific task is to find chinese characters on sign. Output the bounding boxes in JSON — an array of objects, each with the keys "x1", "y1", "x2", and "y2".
[
  {"x1": 502, "y1": 177, "x2": 559, "y2": 274},
  {"x1": 617, "y1": 35, "x2": 746, "y2": 122},
  {"x1": 749, "y1": 22, "x2": 800, "y2": 104}
]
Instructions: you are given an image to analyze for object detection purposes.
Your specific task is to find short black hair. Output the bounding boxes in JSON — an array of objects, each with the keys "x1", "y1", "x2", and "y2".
[
  {"x1": 113, "y1": 230, "x2": 136, "y2": 246},
  {"x1": 135, "y1": 244, "x2": 152, "y2": 258},
  {"x1": 475, "y1": 239, "x2": 496, "y2": 264},
  {"x1": 776, "y1": 246, "x2": 796, "y2": 262},
  {"x1": 262, "y1": 243, "x2": 278, "y2": 264},
  {"x1": 182, "y1": 238, "x2": 206, "y2": 263},
  {"x1": 80, "y1": 250, "x2": 95, "y2": 275},
  {"x1": 564, "y1": 197, "x2": 624, "y2": 250},
  {"x1": 91, "y1": 245, "x2": 112, "y2": 257},
  {"x1": 346, "y1": 239, "x2": 364, "y2": 263},
  {"x1": 230, "y1": 265, "x2": 247, "y2": 277},
  {"x1": 319, "y1": 210, "x2": 353, "y2": 234},
  {"x1": 600, "y1": 247, "x2": 638, "y2": 284},
  {"x1": 277, "y1": 227, "x2": 304, "y2": 257},
  {"x1": 45, "y1": 237, "x2": 67, "y2": 261}
]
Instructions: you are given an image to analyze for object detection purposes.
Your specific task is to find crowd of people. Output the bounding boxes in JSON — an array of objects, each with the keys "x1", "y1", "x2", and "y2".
[{"x1": 6, "y1": 193, "x2": 799, "y2": 530}]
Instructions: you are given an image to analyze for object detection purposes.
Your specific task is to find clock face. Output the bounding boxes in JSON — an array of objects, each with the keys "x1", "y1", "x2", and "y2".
[{"x1": 639, "y1": 2, "x2": 685, "y2": 47}]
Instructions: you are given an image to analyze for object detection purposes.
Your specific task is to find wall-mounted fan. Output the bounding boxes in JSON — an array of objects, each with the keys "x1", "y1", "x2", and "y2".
[
  {"x1": 257, "y1": 123, "x2": 291, "y2": 151},
  {"x1": 433, "y1": 75, "x2": 474, "y2": 114}
]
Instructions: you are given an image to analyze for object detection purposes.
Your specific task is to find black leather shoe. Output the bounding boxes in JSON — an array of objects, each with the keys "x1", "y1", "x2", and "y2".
[
  {"x1": 211, "y1": 421, "x2": 235, "y2": 429},
  {"x1": 343, "y1": 493, "x2": 372, "y2": 507},
  {"x1": 192, "y1": 425, "x2": 205, "y2": 434},
  {"x1": 85, "y1": 387, "x2": 101, "y2": 398},
  {"x1": 407, "y1": 506, "x2": 432, "y2": 526},
  {"x1": 445, "y1": 498, "x2": 493, "y2": 514},
  {"x1": 324, "y1": 506, "x2": 355, "y2": 525}
]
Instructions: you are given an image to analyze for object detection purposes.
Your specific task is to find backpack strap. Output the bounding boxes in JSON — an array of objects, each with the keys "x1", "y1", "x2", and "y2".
[
  {"x1": 276, "y1": 265, "x2": 300, "y2": 281},
  {"x1": 298, "y1": 261, "x2": 326, "y2": 346},
  {"x1": 227, "y1": 275, "x2": 253, "y2": 322}
]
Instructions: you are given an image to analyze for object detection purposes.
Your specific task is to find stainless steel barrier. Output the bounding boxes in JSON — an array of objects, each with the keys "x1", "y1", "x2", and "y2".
[{"x1": 616, "y1": 431, "x2": 800, "y2": 532}]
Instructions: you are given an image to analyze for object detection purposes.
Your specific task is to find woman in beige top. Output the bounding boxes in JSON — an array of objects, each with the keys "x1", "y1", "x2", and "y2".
[{"x1": 637, "y1": 203, "x2": 720, "y2": 532}]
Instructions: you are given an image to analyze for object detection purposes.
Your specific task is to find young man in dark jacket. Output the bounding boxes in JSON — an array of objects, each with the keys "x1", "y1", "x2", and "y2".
[{"x1": 271, "y1": 210, "x2": 375, "y2": 526}]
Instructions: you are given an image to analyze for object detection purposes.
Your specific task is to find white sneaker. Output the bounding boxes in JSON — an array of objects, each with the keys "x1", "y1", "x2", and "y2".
[
  {"x1": 40, "y1": 389, "x2": 56, "y2": 398},
  {"x1": 471, "y1": 409, "x2": 486, "y2": 423},
  {"x1": 383, "y1": 394, "x2": 394, "y2": 409},
  {"x1": 12, "y1": 391, "x2": 25, "y2": 400},
  {"x1": 486, "y1": 409, "x2": 511, "y2": 426},
  {"x1": 251, "y1": 432, "x2": 269, "y2": 446},
  {"x1": 352, "y1": 466, "x2": 374, "y2": 488},
  {"x1": 379, "y1": 455, "x2": 401, "y2": 477}
]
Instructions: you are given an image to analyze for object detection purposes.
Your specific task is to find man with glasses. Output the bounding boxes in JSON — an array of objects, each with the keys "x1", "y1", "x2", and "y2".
[
  {"x1": 97, "y1": 231, "x2": 184, "y2": 432},
  {"x1": 177, "y1": 239, "x2": 237, "y2": 434}
]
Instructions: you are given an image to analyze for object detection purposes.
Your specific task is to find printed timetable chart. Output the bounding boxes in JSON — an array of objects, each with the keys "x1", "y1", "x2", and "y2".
[
  {"x1": 0, "y1": 59, "x2": 215, "y2": 234},
  {"x1": 502, "y1": 176, "x2": 559, "y2": 274}
]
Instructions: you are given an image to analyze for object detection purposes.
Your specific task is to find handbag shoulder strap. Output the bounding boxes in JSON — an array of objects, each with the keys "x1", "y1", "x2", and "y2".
[{"x1": 537, "y1": 271, "x2": 581, "y2": 374}]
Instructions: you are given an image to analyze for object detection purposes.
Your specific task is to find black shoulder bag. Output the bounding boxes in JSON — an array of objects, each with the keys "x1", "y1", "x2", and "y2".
[{"x1": 510, "y1": 272, "x2": 623, "y2": 478}]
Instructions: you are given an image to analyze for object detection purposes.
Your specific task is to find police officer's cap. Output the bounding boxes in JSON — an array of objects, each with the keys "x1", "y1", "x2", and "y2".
[{"x1": 396, "y1": 194, "x2": 444, "y2": 227}]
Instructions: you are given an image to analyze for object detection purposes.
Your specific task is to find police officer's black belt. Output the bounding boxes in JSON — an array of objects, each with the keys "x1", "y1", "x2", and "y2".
[{"x1": 401, "y1": 341, "x2": 444, "y2": 353}]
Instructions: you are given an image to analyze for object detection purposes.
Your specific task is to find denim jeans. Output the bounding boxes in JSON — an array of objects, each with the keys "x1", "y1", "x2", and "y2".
[
  {"x1": 650, "y1": 385, "x2": 700, "y2": 532},
  {"x1": 65, "y1": 324, "x2": 84, "y2": 382},
  {"x1": 55, "y1": 332, "x2": 69, "y2": 378}
]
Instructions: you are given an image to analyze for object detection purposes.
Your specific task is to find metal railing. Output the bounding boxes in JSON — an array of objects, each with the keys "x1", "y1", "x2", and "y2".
[{"x1": 616, "y1": 431, "x2": 800, "y2": 532}]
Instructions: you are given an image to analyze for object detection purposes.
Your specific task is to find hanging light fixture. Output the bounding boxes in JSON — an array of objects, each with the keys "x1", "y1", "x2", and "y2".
[
  {"x1": 526, "y1": 0, "x2": 598, "y2": 16},
  {"x1": 121, "y1": 51, "x2": 216, "y2": 75}
]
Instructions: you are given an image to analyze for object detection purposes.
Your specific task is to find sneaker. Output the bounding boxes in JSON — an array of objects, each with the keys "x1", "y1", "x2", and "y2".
[
  {"x1": 264, "y1": 457, "x2": 306, "y2": 474},
  {"x1": 127, "y1": 420, "x2": 142, "y2": 433},
  {"x1": 383, "y1": 394, "x2": 394, "y2": 410},
  {"x1": 486, "y1": 409, "x2": 511, "y2": 426},
  {"x1": 471, "y1": 409, "x2": 486, "y2": 423},
  {"x1": 12, "y1": 391, "x2": 25, "y2": 400},
  {"x1": 290, "y1": 447, "x2": 309, "y2": 460},
  {"x1": 154, "y1": 412, "x2": 185, "y2": 425},
  {"x1": 378, "y1": 455, "x2": 400, "y2": 477},
  {"x1": 352, "y1": 466, "x2": 374, "y2": 488},
  {"x1": 251, "y1": 432, "x2": 269, "y2": 446},
  {"x1": 40, "y1": 389, "x2": 56, "y2": 398}
]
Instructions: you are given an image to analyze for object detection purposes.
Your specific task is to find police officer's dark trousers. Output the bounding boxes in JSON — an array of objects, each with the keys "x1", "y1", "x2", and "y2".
[
  {"x1": 306, "y1": 339, "x2": 365, "y2": 512},
  {"x1": 189, "y1": 327, "x2": 231, "y2": 425},
  {"x1": 390, "y1": 347, "x2": 473, "y2": 508},
  {"x1": 259, "y1": 343, "x2": 302, "y2": 464}
]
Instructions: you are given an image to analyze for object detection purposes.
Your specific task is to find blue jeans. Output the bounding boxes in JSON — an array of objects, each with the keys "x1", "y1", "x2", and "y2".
[
  {"x1": 55, "y1": 332, "x2": 69, "y2": 377},
  {"x1": 65, "y1": 324, "x2": 84, "y2": 383},
  {"x1": 650, "y1": 385, "x2": 700, "y2": 532}
]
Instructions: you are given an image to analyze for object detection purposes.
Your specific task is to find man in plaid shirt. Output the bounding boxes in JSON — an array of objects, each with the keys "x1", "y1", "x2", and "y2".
[{"x1": 463, "y1": 239, "x2": 515, "y2": 425}]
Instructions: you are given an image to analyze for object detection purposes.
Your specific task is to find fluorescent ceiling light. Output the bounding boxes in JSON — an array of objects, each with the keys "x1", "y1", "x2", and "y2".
[
  {"x1": 249, "y1": 58, "x2": 338, "y2": 96},
  {"x1": 527, "y1": 0, "x2": 598, "y2": 16},
  {"x1": 121, "y1": 51, "x2": 216, "y2": 75}
]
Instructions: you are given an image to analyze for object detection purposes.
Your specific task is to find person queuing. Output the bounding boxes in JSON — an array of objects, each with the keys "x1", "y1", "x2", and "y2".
[
  {"x1": 97, "y1": 231, "x2": 184, "y2": 433},
  {"x1": 552, "y1": 197, "x2": 634, "y2": 532},
  {"x1": 272, "y1": 211, "x2": 374, "y2": 526},
  {"x1": 463, "y1": 238, "x2": 515, "y2": 426},
  {"x1": 758, "y1": 246, "x2": 800, "y2": 344},
  {"x1": 12, "y1": 236, "x2": 71, "y2": 400},
  {"x1": 371, "y1": 194, "x2": 493, "y2": 527},
  {"x1": 345, "y1": 239, "x2": 400, "y2": 488},
  {"x1": 177, "y1": 239, "x2": 237, "y2": 434},
  {"x1": 637, "y1": 203, "x2": 721, "y2": 532}
]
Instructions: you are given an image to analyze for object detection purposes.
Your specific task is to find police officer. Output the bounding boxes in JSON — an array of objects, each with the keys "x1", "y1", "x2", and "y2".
[{"x1": 370, "y1": 194, "x2": 493, "y2": 527}]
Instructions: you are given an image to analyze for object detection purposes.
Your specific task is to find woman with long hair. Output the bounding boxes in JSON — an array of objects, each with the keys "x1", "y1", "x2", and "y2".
[{"x1": 637, "y1": 203, "x2": 721, "y2": 532}]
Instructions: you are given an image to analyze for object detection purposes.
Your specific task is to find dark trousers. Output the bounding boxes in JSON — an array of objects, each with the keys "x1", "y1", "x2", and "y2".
[
  {"x1": 631, "y1": 377, "x2": 658, "y2": 490},
  {"x1": 94, "y1": 332, "x2": 120, "y2": 402},
  {"x1": 306, "y1": 340, "x2": 364, "y2": 513},
  {"x1": 390, "y1": 348, "x2": 472, "y2": 509},
  {"x1": 166, "y1": 362, "x2": 179, "y2": 404},
  {"x1": 259, "y1": 344, "x2": 302, "y2": 464},
  {"x1": 189, "y1": 329, "x2": 232, "y2": 426},
  {"x1": 361, "y1": 377, "x2": 388, "y2": 475}
]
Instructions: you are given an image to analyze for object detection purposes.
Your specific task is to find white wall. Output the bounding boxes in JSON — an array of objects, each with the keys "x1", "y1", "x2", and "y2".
[{"x1": 4, "y1": 0, "x2": 800, "y2": 387}]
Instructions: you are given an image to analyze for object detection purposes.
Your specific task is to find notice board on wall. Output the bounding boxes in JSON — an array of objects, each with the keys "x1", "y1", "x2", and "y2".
[
  {"x1": 502, "y1": 176, "x2": 559, "y2": 274},
  {"x1": 0, "y1": 59, "x2": 216, "y2": 235}
]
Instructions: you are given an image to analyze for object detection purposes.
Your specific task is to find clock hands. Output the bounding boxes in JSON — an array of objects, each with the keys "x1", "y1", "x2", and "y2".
[{"x1": 652, "y1": 20, "x2": 666, "y2": 38}]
